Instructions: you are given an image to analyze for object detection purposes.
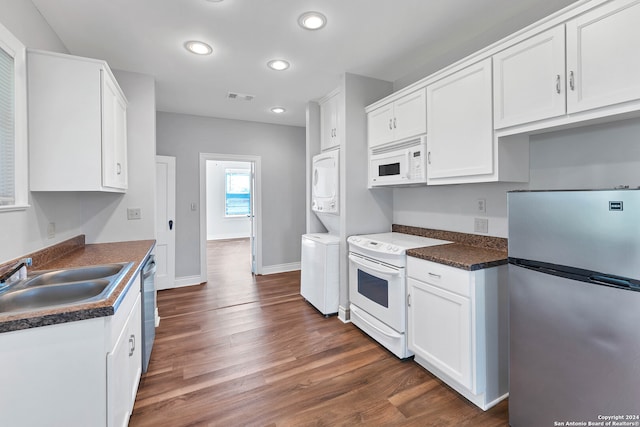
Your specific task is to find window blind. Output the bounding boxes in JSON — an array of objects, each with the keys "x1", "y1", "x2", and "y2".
[{"x1": 0, "y1": 46, "x2": 15, "y2": 206}]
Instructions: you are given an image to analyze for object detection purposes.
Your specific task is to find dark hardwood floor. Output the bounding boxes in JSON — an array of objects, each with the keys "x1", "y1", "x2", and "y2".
[{"x1": 130, "y1": 238, "x2": 509, "y2": 426}]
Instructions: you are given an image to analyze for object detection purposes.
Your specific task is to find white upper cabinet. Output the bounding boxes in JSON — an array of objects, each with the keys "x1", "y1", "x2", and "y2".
[
  {"x1": 367, "y1": 88, "x2": 426, "y2": 148},
  {"x1": 427, "y1": 59, "x2": 494, "y2": 183},
  {"x1": 320, "y1": 89, "x2": 341, "y2": 151},
  {"x1": 493, "y1": 26, "x2": 566, "y2": 129},
  {"x1": 566, "y1": 0, "x2": 640, "y2": 113},
  {"x1": 494, "y1": 0, "x2": 640, "y2": 130},
  {"x1": 28, "y1": 50, "x2": 128, "y2": 192},
  {"x1": 101, "y1": 73, "x2": 128, "y2": 190}
]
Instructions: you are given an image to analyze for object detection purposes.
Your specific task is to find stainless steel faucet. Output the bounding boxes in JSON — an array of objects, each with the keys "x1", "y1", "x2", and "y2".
[{"x1": 0, "y1": 258, "x2": 33, "y2": 287}]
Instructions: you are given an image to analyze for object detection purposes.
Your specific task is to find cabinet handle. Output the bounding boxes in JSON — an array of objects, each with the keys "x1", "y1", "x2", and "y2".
[
  {"x1": 129, "y1": 335, "x2": 135, "y2": 356},
  {"x1": 427, "y1": 151, "x2": 431, "y2": 165},
  {"x1": 556, "y1": 74, "x2": 561, "y2": 94},
  {"x1": 389, "y1": 119, "x2": 393, "y2": 130},
  {"x1": 407, "y1": 294, "x2": 411, "y2": 307},
  {"x1": 393, "y1": 117, "x2": 397, "y2": 129},
  {"x1": 428, "y1": 272, "x2": 442, "y2": 279},
  {"x1": 569, "y1": 71, "x2": 575, "y2": 91},
  {"x1": 117, "y1": 162, "x2": 122, "y2": 175}
]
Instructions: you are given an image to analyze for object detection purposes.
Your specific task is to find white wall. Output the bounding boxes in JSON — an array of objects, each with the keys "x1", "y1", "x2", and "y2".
[
  {"x1": 206, "y1": 160, "x2": 251, "y2": 240},
  {"x1": 393, "y1": 118, "x2": 640, "y2": 237},
  {"x1": 0, "y1": 0, "x2": 67, "y2": 53},
  {"x1": 156, "y1": 112, "x2": 305, "y2": 278}
]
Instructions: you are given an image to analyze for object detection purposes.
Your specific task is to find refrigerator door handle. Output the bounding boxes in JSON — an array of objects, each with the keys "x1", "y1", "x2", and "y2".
[{"x1": 589, "y1": 275, "x2": 640, "y2": 290}]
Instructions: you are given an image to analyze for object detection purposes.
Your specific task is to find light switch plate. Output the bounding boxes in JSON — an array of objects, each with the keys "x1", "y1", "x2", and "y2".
[
  {"x1": 477, "y1": 198, "x2": 486, "y2": 214},
  {"x1": 127, "y1": 208, "x2": 142, "y2": 220}
]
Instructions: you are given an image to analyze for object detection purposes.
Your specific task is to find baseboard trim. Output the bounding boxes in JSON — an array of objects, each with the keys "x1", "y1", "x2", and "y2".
[
  {"x1": 338, "y1": 305, "x2": 351, "y2": 323},
  {"x1": 158, "y1": 275, "x2": 203, "y2": 290},
  {"x1": 260, "y1": 262, "x2": 301, "y2": 275}
]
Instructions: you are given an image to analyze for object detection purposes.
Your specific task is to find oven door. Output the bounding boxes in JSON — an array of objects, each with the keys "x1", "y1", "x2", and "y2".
[{"x1": 348, "y1": 252, "x2": 406, "y2": 333}]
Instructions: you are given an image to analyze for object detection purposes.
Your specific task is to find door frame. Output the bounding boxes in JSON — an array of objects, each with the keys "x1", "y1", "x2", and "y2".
[{"x1": 199, "y1": 153, "x2": 262, "y2": 280}]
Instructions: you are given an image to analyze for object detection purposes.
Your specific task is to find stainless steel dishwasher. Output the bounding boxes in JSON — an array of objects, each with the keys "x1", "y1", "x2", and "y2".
[{"x1": 140, "y1": 254, "x2": 156, "y2": 373}]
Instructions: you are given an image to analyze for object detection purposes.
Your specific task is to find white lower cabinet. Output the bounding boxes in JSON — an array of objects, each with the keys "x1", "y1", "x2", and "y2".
[
  {"x1": 0, "y1": 277, "x2": 142, "y2": 427},
  {"x1": 107, "y1": 292, "x2": 142, "y2": 427},
  {"x1": 407, "y1": 257, "x2": 508, "y2": 410}
]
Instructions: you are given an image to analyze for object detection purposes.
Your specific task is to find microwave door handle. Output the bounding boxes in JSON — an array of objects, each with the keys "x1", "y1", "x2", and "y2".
[{"x1": 348, "y1": 254, "x2": 401, "y2": 277}]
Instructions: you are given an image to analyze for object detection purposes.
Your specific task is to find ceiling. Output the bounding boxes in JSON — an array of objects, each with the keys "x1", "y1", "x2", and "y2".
[{"x1": 31, "y1": 0, "x2": 578, "y2": 127}]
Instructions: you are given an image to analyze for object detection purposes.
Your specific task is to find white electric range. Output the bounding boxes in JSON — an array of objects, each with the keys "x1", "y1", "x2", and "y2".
[{"x1": 347, "y1": 232, "x2": 451, "y2": 358}]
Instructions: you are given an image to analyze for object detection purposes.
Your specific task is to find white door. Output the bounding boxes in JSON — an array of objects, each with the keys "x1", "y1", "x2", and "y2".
[{"x1": 155, "y1": 156, "x2": 176, "y2": 291}]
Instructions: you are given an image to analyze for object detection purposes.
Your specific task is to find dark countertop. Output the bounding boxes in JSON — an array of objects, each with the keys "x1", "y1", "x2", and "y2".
[
  {"x1": 407, "y1": 243, "x2": 508, "y2": 271},
  {"x1": 392, "y1": 224, "x2": 509, "y2": 271},
  {"x1": 0, "y1": 239, "x2": 155, "y2": 333}
]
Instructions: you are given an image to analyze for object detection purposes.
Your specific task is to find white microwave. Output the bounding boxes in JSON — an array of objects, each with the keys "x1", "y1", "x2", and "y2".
[{"x1": 369, "y1": 136, "x2": 427, "y2": 187}]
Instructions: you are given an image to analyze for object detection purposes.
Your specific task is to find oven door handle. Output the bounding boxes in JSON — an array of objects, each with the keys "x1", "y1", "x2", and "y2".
[
  {"x1": 351, "y1": 306, "x2": 400, "y2": 339},
  {"x1": 348, "y1": 254, "x2": 402, "y2": 276}
]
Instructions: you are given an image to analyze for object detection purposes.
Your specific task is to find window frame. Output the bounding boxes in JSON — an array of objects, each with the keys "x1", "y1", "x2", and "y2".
[
  {"x1": 0, "y1": 23, "x2": 28, "y2": 212},
  {"x1": 224, "y1": 168, "x2": 251, "y2": 218}
]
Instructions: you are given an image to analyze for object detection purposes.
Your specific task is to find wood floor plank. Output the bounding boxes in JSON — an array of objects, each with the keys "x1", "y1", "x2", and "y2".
[{"x1": 130, "y1": 238, "x2": 509, "y2": 426}]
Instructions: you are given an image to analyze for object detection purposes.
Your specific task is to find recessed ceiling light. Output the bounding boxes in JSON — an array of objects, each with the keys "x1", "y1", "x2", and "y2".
[
  {"x1": 271, "y1": 107, "x2": 286, "y2": 114},
  {"x1": 267, "y1": 59, "x2": 290, "y2": 71},
  {"x1": 298, "y1": 12, "x2": 327, "y2": 30},
  {"x1": 184, "y1": 40, "x2": 213, "y2": 55}
]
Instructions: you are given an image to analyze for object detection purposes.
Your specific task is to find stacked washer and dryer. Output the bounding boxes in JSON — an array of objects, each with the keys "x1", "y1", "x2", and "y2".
[{"x1": 300, "y1": 150, "x2": 340, "y2": 315}]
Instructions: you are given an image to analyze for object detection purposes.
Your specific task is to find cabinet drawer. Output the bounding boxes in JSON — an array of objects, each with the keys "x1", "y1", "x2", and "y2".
[{"x1": 407, "y1": 257, "x2": 471, "y2": 297}]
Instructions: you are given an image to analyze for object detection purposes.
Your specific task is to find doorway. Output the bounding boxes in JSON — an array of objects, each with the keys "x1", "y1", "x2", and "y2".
[{"x1": 199, "y1": 153, "x2": 262, "y2": 282}]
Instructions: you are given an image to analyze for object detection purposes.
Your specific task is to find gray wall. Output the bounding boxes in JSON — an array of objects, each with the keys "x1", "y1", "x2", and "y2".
[{"x1": 156, "y1": 112, "x2": 305, "y2": 278}]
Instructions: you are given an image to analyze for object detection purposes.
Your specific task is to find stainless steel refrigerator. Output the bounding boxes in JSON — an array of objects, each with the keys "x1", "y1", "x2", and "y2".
[{"x1": 508, "y1": 189, "x2": 640, "y2": 427}]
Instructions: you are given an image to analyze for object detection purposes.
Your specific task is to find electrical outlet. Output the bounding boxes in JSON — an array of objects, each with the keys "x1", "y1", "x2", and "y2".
[
  {"x1": 47, "y1": 222, "x2": 56, "y2": 239},
  {"x1": 474, "y1": 218, "x2": 489, "y2": 234},
  {"x1": 477, "y1": 198, "x2": 486, "y2": 214},
  {"x1": 127, "y1": 208, "x2": 142, "y2": 220}
]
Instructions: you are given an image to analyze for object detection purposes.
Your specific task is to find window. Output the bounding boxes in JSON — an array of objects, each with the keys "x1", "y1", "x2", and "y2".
[
  {"x1": 0, "y1": 23, "x2": 27, "y2": 211},
  {"x1": 225, "y1": 169, "x2": 251, "y2": 217}
]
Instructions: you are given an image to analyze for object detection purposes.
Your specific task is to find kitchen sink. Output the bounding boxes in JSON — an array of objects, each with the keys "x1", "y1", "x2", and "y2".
[
  {"x1": 24, "y1": 264, "x2": 127, "y2": 287},
  {"x1": 0, "y1": 262, "x2": 133, "y2": 314}
]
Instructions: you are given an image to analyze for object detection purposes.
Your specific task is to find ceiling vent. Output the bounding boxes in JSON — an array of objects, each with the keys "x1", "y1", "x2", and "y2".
[{"x1": 227, "y1": 92, "x2": 254, "y2": 102}]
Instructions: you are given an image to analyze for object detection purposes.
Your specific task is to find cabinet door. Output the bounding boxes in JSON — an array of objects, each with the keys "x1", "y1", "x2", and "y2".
[
  {"x1": 393, "y1": 88, "x2": 426, "y2": 141},
  {"x1": 493, "y1": 26, "x2": 566, "y2": 129},
  {"x1": 367, "y1": 102, "x2": 395, "y2": 148},
  {"x1": 107, "y1": 294, "x2": 141, "y2": 427},
  {"x1": 127, "y1": 295, "x2": 142, "y2": 406},
  {"x1": 102, "y1": 70, "x2": 128, "y2": 190},
  {"x1": 408, "y1": 278, "x2": 472, "y2": 390},
  {"x1": 427, "y1": 59, "x2": 493, "y2": 181},
  {"x1": 320, "y1": 92, "x2": 340, "y2": 151},
  {"x1": 566, "y1": 0, "x2": 640, "y2": 113}
]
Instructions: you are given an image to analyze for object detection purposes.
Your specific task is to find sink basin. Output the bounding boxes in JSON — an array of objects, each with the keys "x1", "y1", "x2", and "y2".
[
  {"x1": 0, "y1": 262, "x2": 133, "y2": 314},
  {"x1": 24, "y1": 264, "x2": 127, "y2": 287},
  {"x1": 0, "y1": 280, "x2": 111, "y2": 313}
]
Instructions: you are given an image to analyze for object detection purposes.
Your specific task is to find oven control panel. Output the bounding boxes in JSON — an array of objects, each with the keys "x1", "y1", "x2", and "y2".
[{"x1": 348, "y1": 236, "x2": 402, "y2": 255}]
